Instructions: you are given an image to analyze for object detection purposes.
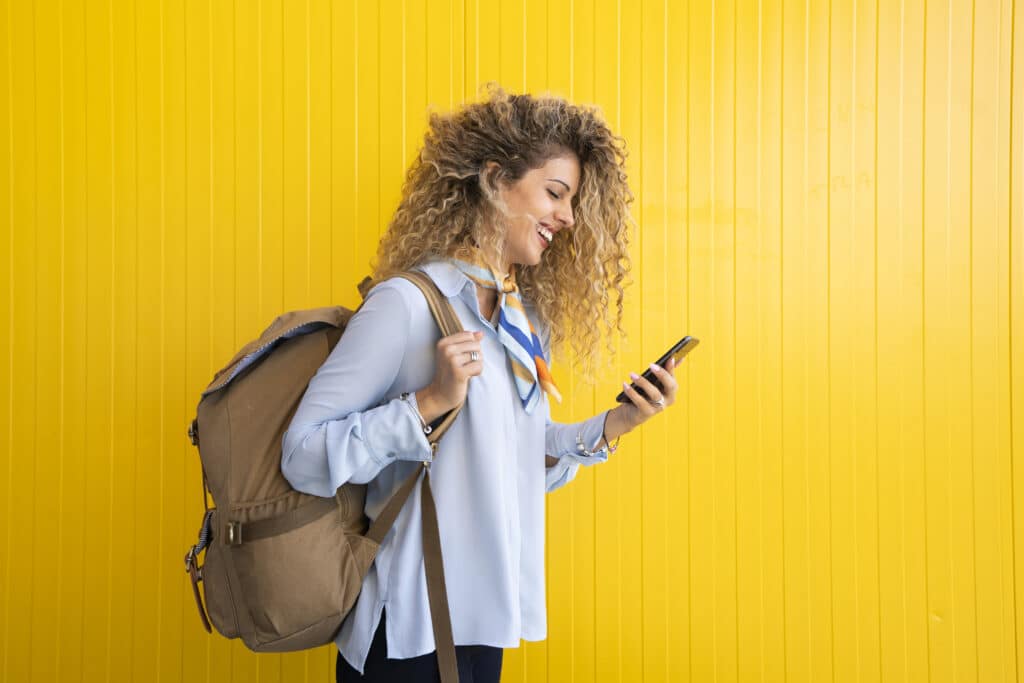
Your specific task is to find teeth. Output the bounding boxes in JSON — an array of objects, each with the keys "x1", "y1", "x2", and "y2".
[{"x1": 537, "y1": 226, "x2": 553, "y2": 242}]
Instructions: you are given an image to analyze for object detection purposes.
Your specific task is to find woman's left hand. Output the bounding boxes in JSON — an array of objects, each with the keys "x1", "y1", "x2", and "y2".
[{"x1": 616, "y1": 357, "x2": 679, "y2": 431}]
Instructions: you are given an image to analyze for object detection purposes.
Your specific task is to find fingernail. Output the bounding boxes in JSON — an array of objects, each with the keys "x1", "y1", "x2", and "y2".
[
  {"x1": 629, "y1": 372, "x2": 639, "y2": 380},
  {"x1": 649, "y1": 363, "x2": 660, "y2": 371},
  {"x1": 622, "y1": 381, "x2": 630, "y2": 389}
]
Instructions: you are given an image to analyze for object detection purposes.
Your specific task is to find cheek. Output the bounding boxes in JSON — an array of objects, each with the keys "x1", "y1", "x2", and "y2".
[{"x1": 518, "y1": 220, "x2": 536, "y2": 243}]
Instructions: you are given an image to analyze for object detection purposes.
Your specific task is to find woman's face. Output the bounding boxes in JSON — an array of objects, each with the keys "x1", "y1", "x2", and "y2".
[{"x1": 494, "y1": 154, "x2": 580, "y2": 271}]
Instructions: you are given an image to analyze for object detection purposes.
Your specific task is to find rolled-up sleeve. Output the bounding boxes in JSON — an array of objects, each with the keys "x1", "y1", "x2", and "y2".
[
  {"x1": 281, "y1": 282, "x2": 433, "y2": 497},
  {"x1": 544, "y1": 408, "x2": 613, "y2": 491},
  {"x1": 535, "y1": 320, "x2": 617, "y2": 492}
]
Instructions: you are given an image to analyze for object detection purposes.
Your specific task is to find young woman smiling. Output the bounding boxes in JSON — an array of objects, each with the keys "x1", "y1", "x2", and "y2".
[{"x1": 282, "y1": 85, "x2": 680, "y2": 683}]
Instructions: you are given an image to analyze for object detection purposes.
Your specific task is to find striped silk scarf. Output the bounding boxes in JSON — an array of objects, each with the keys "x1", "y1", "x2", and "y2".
[{"x1": 448, "y1": 255, "x2": 562, "y2": 414}]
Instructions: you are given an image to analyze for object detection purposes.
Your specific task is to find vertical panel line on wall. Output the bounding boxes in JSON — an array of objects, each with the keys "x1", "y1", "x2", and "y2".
[
  {"x1": 402, "y1": 0, "x2": 407, "y2": 171},
  {"x1": 569, "y1": 0, "x2": 574, "y2": 97},
  {"x1": 796, "y1": 0, "x2": 807, "y2": 672},
  {"x1": 617, "y1": 0, "x2": 624, "y2": 674},
  {"x1": 662, "y1": 0, "x2": 669, "y2": 675},
  {"x1": 328, "y1": 0, "x2": 333, "y2": 285},
  {"x1": 130, "y1": 0, "x2": 141, "y2": 676},
  {"x1": 351, "y1": 0, "x2": 357, "y2": 279},
  {"x1": 56, "y1": 0, "x2": 67, "y2": 675},
  {"x1": 232, "y1": 0, "x2": 240, "y2": 346},
  {"x1": 0, "y1": 0, "x2": 6, "y2": 668},
  {"x1": 872, "y1": 0, "x2": 884, "y2": 676},
  {"x1": 257, "y1": 0, "x2": 263, "y2": 319},
  {"x1": 757, "y1": 0, "x2": 766, "y2": 674},
  {"x1": 278, "y1": 0, "x2": 285, "y2": 306},
  {"x1": 208, "y1": 0, "x2": 213, "y2": 366},
  {"x1": 157, "y1": 0, "x2": 167, "y2": 665},
  {"x1": 778, "y1": 1, "x2": 788, "y2": 679},
  {"x1": 306, "y1": 0, "x2": 312, "y2": 302},
  {"x1": 28, "y1": 0, "x2": 40, "y2": 676},
  {"x1": 711, "y1": 0, "x2": 718, "y2": 668},
  {"x1": 687, "y1": 0, "x2": 694, "y2": 675},
  {"x1": 897, "y1": 0, "x2": 909, "y2": 675},
  {"x1": 826, "y1": 0, "x2": 836, "y2": 668},
  {"x1": 521, "y1": 0, "x2": 526, "y2": 90},
  {"x1": 1, "y1": 0, "x2": 10, "y2": 675},
  {"x1": 732, "y1": 0, "x2": 740, "y2": 675},
  {"x1": 105, "y1": 0, "x2": 116, "y2": 675},
  {"x1": 1006, "y1": 0, "x2": 1021, "y2": 676},
  {"x1": 969, "y1": 0, "x2": 980, "y2": 679},
  {"x1": 920, "y1": 0, "x2": 933, "y2": 677}
]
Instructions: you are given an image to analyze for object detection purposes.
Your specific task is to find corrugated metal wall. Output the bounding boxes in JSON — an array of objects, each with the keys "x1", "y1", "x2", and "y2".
[{"x1": 2, "y1": 0, "x2": 1021, "y2": 681}]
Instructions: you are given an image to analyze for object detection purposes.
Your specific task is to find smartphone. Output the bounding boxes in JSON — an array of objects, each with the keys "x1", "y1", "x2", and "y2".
[{"x1": 615, "y1": 336, "x2": 700, "y2": 403}]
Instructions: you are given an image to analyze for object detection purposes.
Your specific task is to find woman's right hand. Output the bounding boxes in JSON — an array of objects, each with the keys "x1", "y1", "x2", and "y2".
[{"x1": 415, "y1": 330, "x2": 484, "y2": 423}]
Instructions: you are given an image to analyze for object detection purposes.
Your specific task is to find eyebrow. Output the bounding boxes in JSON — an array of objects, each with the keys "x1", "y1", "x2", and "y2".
[{"x1": 548, "y1": 178, "x2": 573, "y2": 193}]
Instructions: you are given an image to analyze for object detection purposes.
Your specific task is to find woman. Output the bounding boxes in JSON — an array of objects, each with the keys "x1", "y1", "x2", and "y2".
[{"x1": 281, "y1": 85, "x2": 680, "y2": 682}]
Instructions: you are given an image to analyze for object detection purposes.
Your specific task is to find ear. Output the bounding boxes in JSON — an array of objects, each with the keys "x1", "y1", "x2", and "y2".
[
  {"x1": 480, "y1": 160, "x2": 508, "y2": 197},
  {"x1": 483, "y1": 160, "x2": 504, "y2": 184}
]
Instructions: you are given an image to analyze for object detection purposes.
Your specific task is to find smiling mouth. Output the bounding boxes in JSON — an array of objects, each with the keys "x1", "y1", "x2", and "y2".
[{"x1": 537, "y1": 225, "x2": 553, "y2": 247}]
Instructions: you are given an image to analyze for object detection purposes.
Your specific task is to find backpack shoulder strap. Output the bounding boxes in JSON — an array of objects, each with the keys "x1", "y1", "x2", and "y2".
[
  {"x1": 365, "y1": 269, "x2": 463, "y2": 683},
  {"x1": 392, "y1": 271, "x2": 462, "y2": 336},
  {"x1": 388, "y1": 270, "x2": 464, "y2": 444}
]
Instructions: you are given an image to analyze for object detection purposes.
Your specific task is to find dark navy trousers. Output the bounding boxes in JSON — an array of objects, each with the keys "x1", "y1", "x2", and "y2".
[{"x1": 336, "y1": 611, "x2": 503, "y2": 683}]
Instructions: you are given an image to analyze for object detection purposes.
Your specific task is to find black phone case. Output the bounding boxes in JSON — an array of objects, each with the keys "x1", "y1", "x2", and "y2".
[{"x1": 614, "y1": 336, "x2": 697, "y2": 403}]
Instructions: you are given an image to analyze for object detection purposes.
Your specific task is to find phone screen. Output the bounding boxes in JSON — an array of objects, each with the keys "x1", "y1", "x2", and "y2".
[{"x1": 614, "y1": 336, "x2": 699, "y2": 403}]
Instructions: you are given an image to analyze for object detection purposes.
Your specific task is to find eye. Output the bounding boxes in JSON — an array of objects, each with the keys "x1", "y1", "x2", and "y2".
[{"x1": 547, "y1": 189, "x2": 560, "y2": 200}]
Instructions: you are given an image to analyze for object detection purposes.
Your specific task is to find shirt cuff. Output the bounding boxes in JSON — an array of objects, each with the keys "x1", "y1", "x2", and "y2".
[
  {"x1": 362, "y1": 395, "x2": 435, "y2": 465},
  {"x1": 399, "y1": 391, "x2": 436, "y2": 463},
  {"x1": 545, "y1": 457, "x2": 579, "y2": 491},
  {"x1": 555, "y1": 409, "x2": 614, "y2": 466}
]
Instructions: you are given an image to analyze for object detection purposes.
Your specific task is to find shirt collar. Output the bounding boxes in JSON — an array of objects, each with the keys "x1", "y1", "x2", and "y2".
[
  {"x1": 414, "y1": 259, "x2": 474, "y2": 299},
  {"x1": 414, "y1": 258, "x2": 542, "y2": 331}
]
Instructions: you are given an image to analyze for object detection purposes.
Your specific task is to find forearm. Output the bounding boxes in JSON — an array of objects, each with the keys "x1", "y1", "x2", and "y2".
[
  {"x1": 543, "y1": 405, "x2": 637, "y2": 468},
  {"x1": 599, "y1": 404, "x2": 635, "y2": 444},
  {"x1": 414, "y1": 387, "x2": 448, "y2": 425}
]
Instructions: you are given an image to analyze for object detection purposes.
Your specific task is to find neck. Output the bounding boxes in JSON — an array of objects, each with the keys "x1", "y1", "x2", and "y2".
[{"x1": 475, "y1": 246, "x2": 510, "y2": 279}]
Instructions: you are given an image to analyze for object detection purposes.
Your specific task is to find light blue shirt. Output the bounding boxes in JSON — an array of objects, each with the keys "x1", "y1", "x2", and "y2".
[{"x1": 281, "y1": 259, "x2": 615, "y2": 673}]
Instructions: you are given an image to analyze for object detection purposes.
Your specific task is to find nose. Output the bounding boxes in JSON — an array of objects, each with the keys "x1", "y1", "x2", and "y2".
[{"x1": 554, "y1": 203, "x2": 574, "y2": 229}]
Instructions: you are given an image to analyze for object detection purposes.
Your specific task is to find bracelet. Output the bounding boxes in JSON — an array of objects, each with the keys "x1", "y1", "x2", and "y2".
[
  {"x1": 601, "y1": 431, "x2": 621, "y2": 454},
  {"x1": 598, "y1": 410, "x2": 620, "y2": 454},
  {"x1": 400, "y1": 392, "x2": 433, "y2": 435},
  {"x1": 574, "y1": 430, "x2": 619, "y2": 457},
  {"x1": 575, "y1": 413, "x2": 620, "y2": 457}
]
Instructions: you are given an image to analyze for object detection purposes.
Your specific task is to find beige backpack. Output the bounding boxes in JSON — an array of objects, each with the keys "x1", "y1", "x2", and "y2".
[{"x1": 184, "y1": 271, "x2": 463, "y2": 681}]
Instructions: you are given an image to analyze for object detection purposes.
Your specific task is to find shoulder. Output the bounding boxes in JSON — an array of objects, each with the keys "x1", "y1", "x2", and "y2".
[
  {"x1": 364, "y1": 274, "x2": 423, "y2": 304},
  {"x1": 367, "y1": 262, "x2": 465, "y2": 301},
  {"x1": 360, "y1": 267, "x2": 457, "y2": 333}
]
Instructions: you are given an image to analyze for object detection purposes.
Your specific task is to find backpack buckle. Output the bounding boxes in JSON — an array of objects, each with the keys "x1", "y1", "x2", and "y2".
[
  {"x1": 183, "y1": 546, "x2": 212, "y2": 633},
  {"x1": 225, "y1": 521, "x2": 242, "y2": 546},
  {"x1": 188, "y1": 419, "x2": 199, "y2": 447},
  {"x1": 184, "y1": 546, "x2": 198, "y2": 571}
]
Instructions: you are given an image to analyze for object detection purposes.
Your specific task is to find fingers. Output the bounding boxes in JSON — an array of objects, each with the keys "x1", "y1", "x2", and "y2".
[
  {"x1": 646, "y1": 361, "x2": 679, "y2": 399},
  {"x1": 628, "y1": 372, "x2": 667, "y2": 408},
  {"x1": 437, "y1": 330, "x2": 483, "y2": 349},
  {"x1": 620, "y1": 380, "x2": 660, "y2": 416},
  {"x1": 625, "y1": 357, "x2": 681, "y2": 414},
  {"x1": 438, "y1": 331, "x2": 484, "y2": 376}
]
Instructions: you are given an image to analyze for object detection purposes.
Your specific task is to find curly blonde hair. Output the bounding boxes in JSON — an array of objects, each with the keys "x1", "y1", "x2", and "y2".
[{"x1": 371, "y1": 84, "x2": 634, "y2": 381}]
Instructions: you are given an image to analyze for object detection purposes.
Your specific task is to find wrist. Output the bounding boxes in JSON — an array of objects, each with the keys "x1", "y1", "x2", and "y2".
[
  {"x1": 414, "y1": 387, "x2": 447, "y2": 425},
  {"x1": 603, "y1": 405, "x2": 636, "y2": 442}
]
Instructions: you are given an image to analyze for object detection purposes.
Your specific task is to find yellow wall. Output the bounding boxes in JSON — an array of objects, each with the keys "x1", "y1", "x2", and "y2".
[{"x1": 2, "y1": 0, "x2": 1022, "y2": 681}]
